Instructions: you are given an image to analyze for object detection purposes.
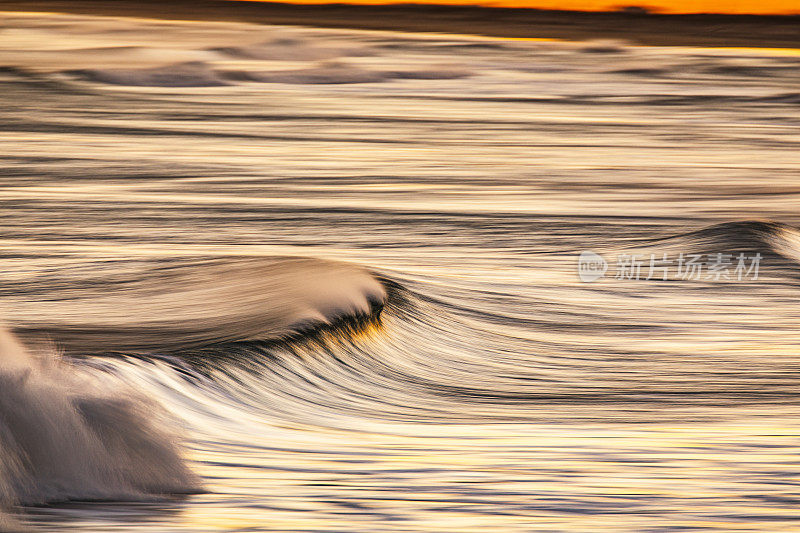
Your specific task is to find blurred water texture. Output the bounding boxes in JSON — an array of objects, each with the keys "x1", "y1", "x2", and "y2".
[{"x1": 2, "y1": 11, "x2": 800, "y2": 532}]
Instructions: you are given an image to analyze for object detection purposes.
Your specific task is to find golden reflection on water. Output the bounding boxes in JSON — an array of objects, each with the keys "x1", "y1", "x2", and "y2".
[{"x1": 177, "y1": 421, "x2": 800, "y2": 531}]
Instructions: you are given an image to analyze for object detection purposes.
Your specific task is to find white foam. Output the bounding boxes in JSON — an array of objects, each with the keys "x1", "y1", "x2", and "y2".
[{"x1": 0, "y1": 327, "x2": 201, "y2": 519}]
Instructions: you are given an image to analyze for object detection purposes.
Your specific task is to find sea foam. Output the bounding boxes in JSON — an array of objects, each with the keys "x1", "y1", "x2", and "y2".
[{"x1": 0, "y1": 327, "x2": 201, "y2": 521}]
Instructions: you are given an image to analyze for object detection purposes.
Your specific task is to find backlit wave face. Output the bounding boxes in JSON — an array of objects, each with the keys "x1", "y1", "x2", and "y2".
[{"x1": 7, "y1": 257, "x2": 385, "y2": 353}]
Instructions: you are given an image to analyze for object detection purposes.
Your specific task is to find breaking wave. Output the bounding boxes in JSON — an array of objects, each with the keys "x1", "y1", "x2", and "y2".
[
  {"x1": 0, "y1": 256, "x2": 388, "y2": 521},
  {"x1": 9, "y1": 257, "x2": 387, "y2": 354},
  {"x1": 0, "y1": 327, "x2": 201, "y2": 526}
]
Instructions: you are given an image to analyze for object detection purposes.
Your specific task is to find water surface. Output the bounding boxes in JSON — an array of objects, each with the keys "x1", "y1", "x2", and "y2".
[{"x1": 2, "y1": 12, "x2": 800, "y2": 532}]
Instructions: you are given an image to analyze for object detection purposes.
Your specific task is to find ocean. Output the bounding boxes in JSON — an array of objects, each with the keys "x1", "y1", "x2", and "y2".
[{"x1": 1, "y1": 10, "x2": 800, "y2": 532}]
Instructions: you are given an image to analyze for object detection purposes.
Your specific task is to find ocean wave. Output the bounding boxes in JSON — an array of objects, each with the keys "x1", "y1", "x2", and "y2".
[
  {"x1": 223, "y1": 61, "x2": 471, "y2": 85},
  {"x1": 593, "y1": 220, "x2": 800, "y2": 283},
  {"x1": 67, "y1": 61, "x2": 228, "y2": 87},
  {"x1": 385, "y1": 67, "x2": 471, "y2": 80},
  {"x1": 0, "y1": 327, "x2": 200, "y2": 521},
  {"x1": 211, "y1": 37, "x2": 372, "y2": 61},
  {"x1": 9, "y1": 257, "x2": 387, "y2": 354},
  {"x1": 224, "y1": 61, "x2": 387, "y2": 84},
  {"x1": 0, "y1": 257, "x2": 389, "y2": 521},
  {"x1": 643, "y1": 220, "x2": 800, "y2": 258},
  {"x1": 576, "y1": 39, "x2": 630, "y2": 54},
  {"x1": 62, "y1": 59, "x2": 472, "y2": 87}
]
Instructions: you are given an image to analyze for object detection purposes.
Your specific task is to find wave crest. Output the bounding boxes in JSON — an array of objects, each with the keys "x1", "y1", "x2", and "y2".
[
  {"x1": 651, "y1": 220, "x2": 800, "y2": 258},
  {"x1": 10, "y1": 257, "x2": 387, "y2": 354}
]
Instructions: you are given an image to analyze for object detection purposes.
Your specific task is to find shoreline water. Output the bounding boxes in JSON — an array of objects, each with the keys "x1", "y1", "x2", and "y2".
[{"x1": 2, "y1": 0, "x2": 800, "y2": 49}]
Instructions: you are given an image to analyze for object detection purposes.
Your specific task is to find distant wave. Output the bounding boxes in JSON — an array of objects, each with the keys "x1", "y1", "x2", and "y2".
[
  {"x1": 224, "y1": 61, "x2": 388, "y2": 85},
  {"x1": 68, "y1": 62, "x2": 229, "y2": 87},
  {"x1": 65, "y1": 60, "x2": 471, "y2": 87},
  {"x1": 211, "y1": 37, "x2": 371, "y2": 61},
  {"x1": 638, "y1": 220, "x2": 800, "y2": 264}
]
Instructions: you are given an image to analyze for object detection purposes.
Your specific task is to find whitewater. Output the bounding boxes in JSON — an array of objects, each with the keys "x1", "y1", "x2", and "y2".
[{"x1": 2, "y1": 10, "x2": 800, "y2": 532}]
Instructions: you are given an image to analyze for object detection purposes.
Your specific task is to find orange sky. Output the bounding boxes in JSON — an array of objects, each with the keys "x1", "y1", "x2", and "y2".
[{"x1": 277, "y1": 0, "x2": 800, "y2": 15}]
